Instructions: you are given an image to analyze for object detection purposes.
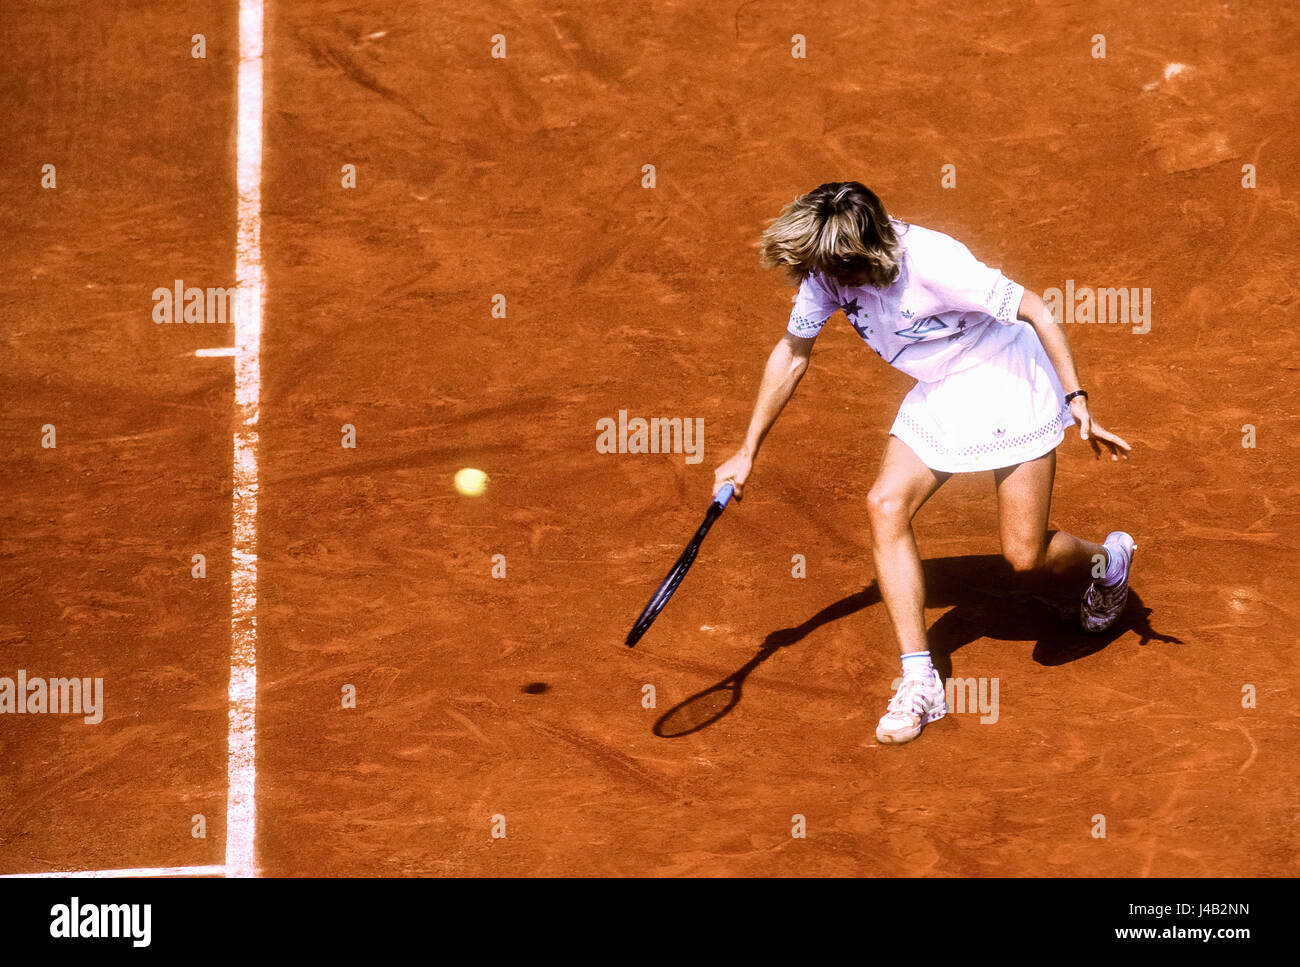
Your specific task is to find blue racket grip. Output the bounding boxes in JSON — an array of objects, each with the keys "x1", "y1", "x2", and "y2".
[{"x1": 714, "y1": 482, "x2": 735, "y2": 509}]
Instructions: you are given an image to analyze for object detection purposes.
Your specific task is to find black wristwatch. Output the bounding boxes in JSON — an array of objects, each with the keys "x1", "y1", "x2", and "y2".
[{"x1": 1064, "y1": 389, "x2": 1088, "y2": 404}]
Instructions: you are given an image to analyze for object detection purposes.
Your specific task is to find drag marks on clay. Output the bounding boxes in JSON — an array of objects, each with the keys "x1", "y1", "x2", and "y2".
[
  {"x1": 544, "y1": 12, "x2": 619, "y2": 83},
  {"x1": 744, "y1": 468, "x2": 870, "y2": 552},
  {"x1": 293, "y1": 26, "x2": 436, "y2": 129},
  {"x1": 1179, "y1": 525, "x2": 1277, "y2": 545},
  {"x1": 571, "y1": 217, "x2": 633, "y2": 287},
  {"x1": 1197, "y1": 585, "x2": 1290, "y2": 633},
  {"x1": 496, "y1": 62, "x2": 548, "y2": 132},
  {"x1": 0, "y1": 725, "x2": 168, "y2": 837},
  {"x1": 1097, "y1": 717, "x2": 1244, "y2": 783},
  {"x1": 732, "y1": 0, "x2": 770, "y2": 40},
  {"x1": 1129, "y1": 52, "x2": 1238, "y2": 174},
  {"x1": 510, "y1": 710, "x2": 691, "y2": 803},
  {"x1": 659, "y1": 837, "x2": 804, "y2": 877},
  {"x1": 1134, "y1": 775, "x2": 1197, "y2": 877},
  {"x1": 437, "y1": 691, "x2": 694, "y2": 804},
  {"x1": 443, "y1": 707, "x2": 494, "y2": 747},
  {"x1": 1223, "y1": 722, "x2": 1258, "y2": 775},
  {"x1": 1141, "y1": 120, "x2": 1234, "y2": 175}
]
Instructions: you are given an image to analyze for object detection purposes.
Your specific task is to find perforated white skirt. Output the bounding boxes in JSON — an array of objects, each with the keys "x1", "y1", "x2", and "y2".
[{"x1": 889, "y1": 322, "x2": 1075, "y2": 473}]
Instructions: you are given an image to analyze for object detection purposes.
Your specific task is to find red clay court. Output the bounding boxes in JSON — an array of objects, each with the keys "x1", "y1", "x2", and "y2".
[{"x1": 1, "y1": 0, "x2": 1298, "y2": 876}]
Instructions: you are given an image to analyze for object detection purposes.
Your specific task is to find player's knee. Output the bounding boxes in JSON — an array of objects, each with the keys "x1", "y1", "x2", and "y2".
[
  {"x1": 1002, "y1": 544, "x2": 1045, "y2": 574},
  {"x1": 866, "y1": 488, "x2": 910, "y2": 533}
]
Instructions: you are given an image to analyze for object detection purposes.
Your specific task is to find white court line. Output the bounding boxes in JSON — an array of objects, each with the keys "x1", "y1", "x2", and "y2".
[
  {"x1": 226, "y1": 0, "x2": 265, "y2": 879},
  {"x1": 0, "y1": 866, "x2": 226, "y2": 879},
  {"x1": 196, "y1": 346, "x2": 237, "y2": 357}
]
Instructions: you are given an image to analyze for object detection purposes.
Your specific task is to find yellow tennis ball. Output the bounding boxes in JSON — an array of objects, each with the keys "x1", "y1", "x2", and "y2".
[{"x1": 454, "y1": 467, "x2": 488, "y2": 496}]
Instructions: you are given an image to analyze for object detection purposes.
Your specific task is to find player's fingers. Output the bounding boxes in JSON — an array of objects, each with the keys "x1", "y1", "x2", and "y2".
[
  {"x1": 1098, "y1": 427, "x2": 1132, "y2": 453},
  {"x1": 1092, "y1": 426, "x2": 1132, "y2": 460},
  {"x1": 712, "y1": 464, "x2": 734, "y2": 495},
  {"x1": 1077, "y1": 412, "x2": 1091, "y2": 441}
]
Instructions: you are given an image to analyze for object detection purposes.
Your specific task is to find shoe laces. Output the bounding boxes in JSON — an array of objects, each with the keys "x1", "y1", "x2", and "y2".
[
  {"x1": 888, "y1": 675, "x2": 932, "y2": 715},
  {"x1": 1085, "y1": 577, "x2": 1127, "y2": 610}
]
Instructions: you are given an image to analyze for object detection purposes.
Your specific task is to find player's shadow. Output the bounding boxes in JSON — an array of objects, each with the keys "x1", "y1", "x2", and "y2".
[{"x1": 653, "y1": 553, "x2": 1182, "y2": 737}]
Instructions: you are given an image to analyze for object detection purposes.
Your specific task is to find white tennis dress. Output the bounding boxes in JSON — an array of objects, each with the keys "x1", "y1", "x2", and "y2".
[{"x1": 787, "y1": 221, "x2": 1073, "y2": 473}]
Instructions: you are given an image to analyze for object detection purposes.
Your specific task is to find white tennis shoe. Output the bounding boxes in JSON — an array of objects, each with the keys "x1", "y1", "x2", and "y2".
[
  {"x1": 1080, "y1": 531, "x2": 1137, "y2": 633},
  {"x1": 876, "y1": 668, "x2": 947, "y2": 744}
]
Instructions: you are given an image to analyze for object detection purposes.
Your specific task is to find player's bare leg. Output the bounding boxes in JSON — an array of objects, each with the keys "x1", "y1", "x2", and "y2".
[
  {"x1": 869, "y1": 436, "x2": 951, "y2": 744},
  {"x1": 993, "y1": 449, "x2": 1106, "y2": 589},
  {"x1": 866, "y1": 435, "x2": 950, "y2": 655},
  {"x1": 994, "y1": 449, "x2": 1137, "y2": 631}
]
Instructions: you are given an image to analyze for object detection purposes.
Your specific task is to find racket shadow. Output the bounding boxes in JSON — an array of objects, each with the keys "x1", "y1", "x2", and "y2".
[
  {"x1": 652, "y1": 554, "x2": 1181, "y2": 737},
  {"x1": 653, "y1": 586, "x2": 883, "y2": 738},
  {"x1": 651, "y1": 665, "x2": 750, "y2": 738}
]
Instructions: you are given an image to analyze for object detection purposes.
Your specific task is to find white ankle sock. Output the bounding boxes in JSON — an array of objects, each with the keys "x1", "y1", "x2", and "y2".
[
  {"x1": 1101, "y1": 540, "x2": 1126, "y2": 587},
  {"x1": 901, "y1": 651, "x2": 933, "y2": 679}
]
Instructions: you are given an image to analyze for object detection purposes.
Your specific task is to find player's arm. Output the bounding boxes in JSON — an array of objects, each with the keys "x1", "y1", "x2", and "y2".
[
  {"x1": 1016, "y1": 289, "x2": 1131, "y2": 461},
  {"x1": 712, "y1": 331, "x2": 816, "y2": 499}
]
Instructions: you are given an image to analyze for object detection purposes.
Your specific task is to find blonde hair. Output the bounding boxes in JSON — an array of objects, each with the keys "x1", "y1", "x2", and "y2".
[{"x1": 758, "y1": 182, "x2": 902, "y2": 287}]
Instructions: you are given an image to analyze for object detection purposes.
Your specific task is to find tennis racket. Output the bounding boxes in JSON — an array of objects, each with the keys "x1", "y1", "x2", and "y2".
[{"x1": 625, "y1": 482, "x2": 735, "y2": 648}]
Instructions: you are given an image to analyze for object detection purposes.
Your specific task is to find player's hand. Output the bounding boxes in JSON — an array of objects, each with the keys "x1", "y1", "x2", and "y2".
[
  {"x1": 713, "y1": 449, "x2": 753, "y2": 500},
  {"x1": 1072, "y1": 399, "x2": 1131, "y2": 461}
]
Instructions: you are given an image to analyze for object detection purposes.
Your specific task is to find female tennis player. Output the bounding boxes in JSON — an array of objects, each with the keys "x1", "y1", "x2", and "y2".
[{"x1": 713, "y1": 182, "x2": 1134, "y2": 745}]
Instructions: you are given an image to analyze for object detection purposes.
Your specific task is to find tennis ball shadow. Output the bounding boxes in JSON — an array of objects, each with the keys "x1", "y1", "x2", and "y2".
[
  {"x1": 521, "y1": 682, "x2": 550, "y2": 695},
  {"x1": 652, "y1": 553, "x2": 1181, "y2": 737}
]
